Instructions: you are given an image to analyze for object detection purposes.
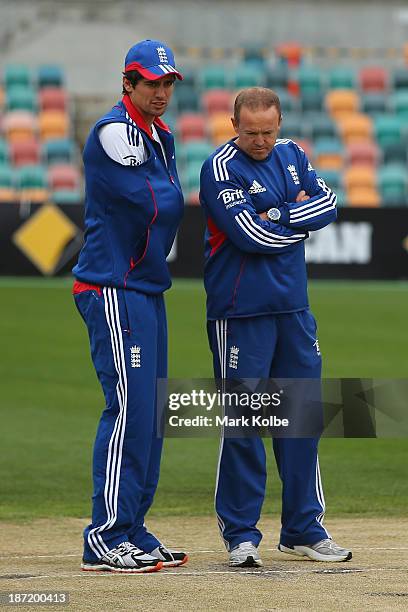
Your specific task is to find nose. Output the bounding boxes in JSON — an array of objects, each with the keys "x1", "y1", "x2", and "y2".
[
  {"x1": 254, "y1": 134, "x2": 265, "y2": 146},
  {"x1": 155, "y1": 83, "x2": 168, "y2": 98}
]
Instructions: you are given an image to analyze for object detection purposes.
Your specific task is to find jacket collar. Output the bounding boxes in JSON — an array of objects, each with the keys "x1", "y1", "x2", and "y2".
[{"x1": 122, "y1": 94, "x2": 171, "y2": 138}]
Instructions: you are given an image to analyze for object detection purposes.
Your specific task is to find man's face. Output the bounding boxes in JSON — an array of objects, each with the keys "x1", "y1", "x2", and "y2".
[
  {"x1": 124, "y1": 75, "x2": 175, "y2": 120},
  {"x1": 232, "y1": 105, "x2": 281, "y2": 160}
]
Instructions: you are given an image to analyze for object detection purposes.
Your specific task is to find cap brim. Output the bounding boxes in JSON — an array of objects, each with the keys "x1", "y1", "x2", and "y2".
[{"x1": 124, "y1": 62, "x2": 183, "y2": 81}]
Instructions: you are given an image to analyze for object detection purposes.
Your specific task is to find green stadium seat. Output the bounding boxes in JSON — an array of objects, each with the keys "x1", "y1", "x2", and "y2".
[
  {"x1": 382, "y1": 141, "x2": 408, "y2": 165},
  {"x1": 300, "y1": 90, "x2": 324, "y2": 113},
  {"x1": 308, "y1": 114, "x2": 338, "y2": 141},
  {"x1": 177, "y1": 66, "x2": 196, "y2": 88},
  {"x1": 37, "y1": 65, "x2": 64, "y2": 88},
  {"x1": 42, "y1": 139, "x2": 75, "y2": 165},
  {"x1": 265, "y1": 64, "x2": 289, "y2": 90},
  {"x1": 182, "y1": 160, "x2": 202, "y2": 193},
  {"x1": 0, "y1": 164, "x2": 14, "y2": 187},
  {"x1": 242, "y1": 43, "x2": 266, "y2": 68},
  {"x1": 17, "y1": 165, "x2": 48, "y2": 189},
  {"x1": 378, "y1": 164, "x2": 408, "y2": 206},
  {"x1": 328, "y1": 67, "x2": 356, "y2": 90},
  {"x1": 298, "y1": 66, "x2": 325, "y2": 93},
  {"x1": 51, "y1": 189, "x2": 82, "y2": 204},
  {"x1": 0, "y1": 140, "x2": 9, "y2": 164},
  {"x1": 178, "y1": 140, "x2": 213, "y2": 167},
  {"x1": 229, "y1": 64, "x2": 263, "y2": 89},
  {"x1": 275, "y1": 89, "x2": 298, "y2": 113},
  {"x1": 279, "y1": 112, "x2": 305, "y2": 140},
  {"x1": 390, "y1": 90, "x2": 408, "y2": 119},
  {"x1": 200, "y1": 65, "x2": 228, "y2": 90},
  {"x1": 334, "y1": 188, "x2": 347, "y2": 207},
  {"x1": 173, "y1": 85, "x2": 199, "y2": 112},
  {"x1": 392, "y1": 67, "x2": 408, "y2": 91},
  {"x1": 4, "y1": 65, "x2": 31, "y2": 89},
  {"x1": 361, "y1": 93, "x2": 388, "y2": 116},
  {"x1": 315, "y1": 168, "x2": 342, "y2": 191},
  {"x1": 374, "y1": 115, "x2": 404, "y2": 148},
  {"x1": 6, "y1": 87, "x2": 37, "y2": 112}
]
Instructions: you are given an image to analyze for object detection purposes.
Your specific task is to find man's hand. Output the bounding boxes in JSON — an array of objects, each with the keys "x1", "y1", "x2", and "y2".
[
  {"x1": 259, "y1": 190, "x2": 311, "y2": 220},
  {"x1": 296, "y1": 190, "x2": 310, "y2": 202}
]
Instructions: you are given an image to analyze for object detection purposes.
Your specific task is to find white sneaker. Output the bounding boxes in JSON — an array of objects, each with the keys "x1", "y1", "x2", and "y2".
[
  {"x1": 149, "y1": 545, "x2": 188, "y2": 567},
  {"x1": 81, "y1": 541, "x2": 163, "y2": 573},
  {"x1": 278, "y1": 538, "x2": 352, "y2": 562},
  {"x1": 229, "y1": 541, "x2": 263, "y2": 567}
]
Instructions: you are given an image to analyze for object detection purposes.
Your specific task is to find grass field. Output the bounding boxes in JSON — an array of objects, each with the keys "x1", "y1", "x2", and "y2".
[{"x1": 0, "y1": 278, "x2": 407, "y2": 521}]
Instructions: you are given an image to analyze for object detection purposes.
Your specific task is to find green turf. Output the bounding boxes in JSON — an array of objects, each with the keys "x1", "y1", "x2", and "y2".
[{"x1": 0, "y1": 278, "x2": 407, "y2": 520}]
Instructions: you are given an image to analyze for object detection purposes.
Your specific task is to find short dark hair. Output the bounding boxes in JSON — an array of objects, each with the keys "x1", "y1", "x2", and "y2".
[
  {"x1": 234, "y1": 87, "x2": 282, "y2": 124},
  {"x1": 122, "y1": 70, "x2": 144, "y2": 94}
]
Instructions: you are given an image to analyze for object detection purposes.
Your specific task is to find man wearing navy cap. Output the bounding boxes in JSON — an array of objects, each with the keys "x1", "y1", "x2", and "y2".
[{"x1": 73, "y1": 40, "x2": 187, "y2": 573}]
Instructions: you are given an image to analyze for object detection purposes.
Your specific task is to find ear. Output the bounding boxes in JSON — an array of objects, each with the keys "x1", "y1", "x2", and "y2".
[
  {"x1": 231, "y1": 116, "x2": 239, "y2": 134},
  {"x1": 123, "y1": 76, "x2": 133, "y2": 93}
]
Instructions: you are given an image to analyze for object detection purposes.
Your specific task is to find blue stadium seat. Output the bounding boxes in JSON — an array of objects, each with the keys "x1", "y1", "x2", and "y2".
[{"x1": 37, "y1": 65, "x2": 64, "y2": 88}]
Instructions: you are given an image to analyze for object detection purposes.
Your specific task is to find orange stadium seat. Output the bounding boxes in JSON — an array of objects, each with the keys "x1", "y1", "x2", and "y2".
[
  {"x1": 38, "y1": 111, "x2": 69, "y2": 140},
  {"x1": 346, "y1": 141, "x2": 379, "y2": 166},
  {"x1": 48, "y1": 164, "x2": 80, "y2": 191},
  {"x1": 208, "y1": 112, "x2": 236, "y2": 146},
  {"x1": 2, "y1": 111, "x2": 36, "y2": 142},
  {"x1": 38, "y1": 87, "x2": 67, "y2": 112},
  {"x1": 325, "y1": 90, "x2": 360, "y2": 120},
  {"x1": 347, "y1": 187, "x2": 380, "y2": 207},
  {"x1": 176, "y1": 113, "x2": 206, "y2": 142},
  {"x1": 275, "y1": 42, "x2": 302, "y2": 68},
  {"x1": 343, "y1": 165, "x2": 377, "y2": 191},
  {"x1": 201, "y1": 90, "x2": 233, "y2": 116},
  {"x1": 337, "y1": 113, "x2": 373, "y2": 144},
  {"x1": 359, "y1": 66, "x2": 388, "y2": 92},
  {"x1": 9, "y1": 139, "x2": 41, "y2": 167},
  {"x1": 313, "y1": 139, "x2": 344, "y2": 170}
]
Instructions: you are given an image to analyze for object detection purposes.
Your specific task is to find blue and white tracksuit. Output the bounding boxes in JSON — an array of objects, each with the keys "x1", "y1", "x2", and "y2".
[
  {"x1": 73, "y1": 97, "x2": 184, "y2": 561},
  {"x1": 200, "y1": 138, "x2": 337, "y2": 550}
]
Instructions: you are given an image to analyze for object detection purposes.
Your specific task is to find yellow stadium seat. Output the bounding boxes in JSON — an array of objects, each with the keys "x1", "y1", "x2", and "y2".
[
  {"x1": 347, "y1": 187, "x2": 380, "y2": 207},
  {"x1": 337, "y1": 113, "x2": 373, "y2": 144},
  {"x1": 325, "y1": 89, "x2": 360, "y2": 120},
  {"x1": 208, "y1": 112, "x2": 236, "y2": 146},
  {"x1": 343, "y1": 165, "x2": 377, "y2": 191},
  {"x1": 38, "y1": 111, "x2": 69, "y2": 140}
]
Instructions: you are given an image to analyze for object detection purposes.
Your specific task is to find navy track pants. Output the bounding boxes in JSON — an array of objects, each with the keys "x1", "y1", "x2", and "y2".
[{"x1": 207, "y1": 310, "x2": 330, "y2": 551}]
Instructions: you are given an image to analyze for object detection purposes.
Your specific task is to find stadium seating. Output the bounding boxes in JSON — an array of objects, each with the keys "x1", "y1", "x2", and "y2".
[
  {"x1": 208, "y1": 113, "x2": 235, "y2": 145},
  {"x1": 37, "y1": 65, "x2": 64, "y2": 89},
  {"x1": 390, "y1": 90, "x2": 408, "y2": 118},
  {"x1": 326, "y1": 90, "x2": 360, "y2": 119},
  {"x1": 359, "y1": 66, "x2": 388, "y2": 92},
  {"x1": 337, "y1": 113, "x2": 373, "y2": 144},
  {"x1": 298, "y1": 66, "x2": 324, "y2": 93},
  {"x1": 279, "y1": 113, "x2": 305, "y2": 140},
  {"x1": 295, "y1": 139, "x2": 313, "y2": 160},
  {"x1": 2, "y1": 111, "x2": 37, "y2": 142},
  {"x1": 200, "y1": 65, "x2": 228, "y2": 90},
  {"x1": 176, "y1": 113, "x2": 206, "y2": 142},
  {"x1": 42, "y1": 139, "x2": 75, "y2": 165},
  {"x1": 17, "y1": 164, "x2": 49, "y2": 202},
  {"x1": 51, "y1": 189, "x2": 82, "y2": 204},
  {"x1": 392, "y1": 67, "x2": 408, "y2": 90},
  {"x1": 382, "y1": 141, "x2": 408, "y2": 165},
  {"x1": 178, "y1": 140, "x2": 213, "y2": 167},
  {"x1": 265, "y1": 64, "x2": 289, "y2": 90},
  {"x1": 39, "y1": 88, "x2": 67, "y2": 112},
  {"x1": 9, "y1": 139, "x2": 41, "y2": 167},
  {"x1": 275, "y1": 42, "x2": 302, "y2": 67},
  {"x1": 173, "y1": 85, "x2": 199, "y2": 112},
  {"x1": 6, "y1": 86, "x2": 37, "y2": 112},
  {"x1": 347, "y1": 186, "x2": 380, "y2": 207},
  {"x1": 38, "y1": 111, "x2": 69, "y2": 140},
  {"x1": 374, "y1": 115, "x2": 404, "y2": 148},
  {"x1": 377, "y1": 164, "x2": 408, "y2": 206},
  {"x1": 308, "y1": 114, "x2": 338, "y2": 141},
  {"x1": 275, "y1": 89, "x2": 298, "y2": 113},
  {"x1": 4, "y1": 65, "x2": 30, "y2": 89},
  {"x1": 201, "y1": 90, "x2": 233, "y2": 115},
  {"x1": 313, "y1": 138, "x2": 344, "y2": 170},
  {"x1": 361, "y1": 93, "x2": 388, "y2": 116},
  {"x1": 0, "y1": 164, "x2": 16, "y2": 202},
  {"x1": 315, "y1": 168, "x2": 341, "y2": 191},
  {"x1": 300, "y1": 90, "x2": 324, "y2": 113},
  {"x1": 344, "y1": 165, "x2": 377, "y2": 191},
  {"x1": 230, "y1": 64, "x2": 263, "y2": 89},
  {"x1": 328, "y1": 67, "x2": 356, "y2": 90},
  {"x1": 48, "y1": 164, "x2": 81, "y2": 191},
  {"x1": 0, "y1": 140, "x2": 9, "y2": 163},
  {"x1": 346, "y1": 141, "x2": 379, "y2": 166},
  {"x1": 242, "y1": 43, "x2": 266, "y2": 68}
]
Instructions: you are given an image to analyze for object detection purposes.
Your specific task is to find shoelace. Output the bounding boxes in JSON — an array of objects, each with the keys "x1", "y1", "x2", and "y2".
[
  {"x1": 233, "y1": 542, "x2": 257, "y2": 555},
  {"x1": 115, "y1": 542, "x2": 143, "y2": 555}
]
